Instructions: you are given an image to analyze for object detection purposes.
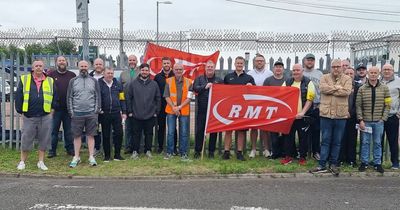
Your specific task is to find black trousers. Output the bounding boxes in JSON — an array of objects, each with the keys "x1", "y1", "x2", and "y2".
[
  {"x1": 383, "y1": 115, "x2": 399, "y2": 166},
  {"x1": 339, "y1": 116, "x2": 357, "y2": 163},
  {"x1": 271, "y1": 132, "x2": 285, "y2": 157},
  {"x1": 194, "y1": 108, "x2": 217, "y2": 153},
  {"x1": 157, "y1": 105, "x2": 177, "y2": 151},
  {"x1": 310, "y1": 108, "x2": 320, "y2": 154},
  {"x1": 132, "y1": 117, "x2": 155, "y2": 153},
  {"x1": 284, "y1": 119, "x2": 309, "y2": 158},
  {"x1": 100, "y1": 113, "x2": 123, "y2": 158}
]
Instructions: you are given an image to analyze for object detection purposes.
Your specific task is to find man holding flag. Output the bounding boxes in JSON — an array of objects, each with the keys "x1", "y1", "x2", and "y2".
[
  {"x1": 193, "y1": 60, "x2": 223, "y2": 159},
  {"x1": 222, "y1": 56, "x2": 255, "y2": 161}
]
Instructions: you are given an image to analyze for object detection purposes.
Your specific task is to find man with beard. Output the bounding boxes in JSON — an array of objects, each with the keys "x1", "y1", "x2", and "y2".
[
  {"x1": 154, "y1": 57, "x2": 178, "y2": 154},
  {"x1": 127, "y1": 63, "x2": 161, "y2": 159},
  {"x1": 302, "y1": 53, "x2": 322, "y2": 160},
  {"x1": 120, "y1": 55, "x2": 138, "y2": 154},
  {"x1": 67, "y1": 60, "x2": 101, "y2": 167},
  {"x1": 89, "y1": 58, "x2": 105, "y2": 156},
  {"x1": 47, "y1": 56, "x2": 76, "y2": 158},
  {"x1": 247, "y1": 54, "x2": 273, "y2": 158},
  {"x1": 98, "y1": 67, "x2": 126, "y2": 162},
  {"x1": 355, "y1": 63, "x2": 368, "y2": 85},
  {"x1": 15, "y1": 60, "x2": 57, "y2": 170}
]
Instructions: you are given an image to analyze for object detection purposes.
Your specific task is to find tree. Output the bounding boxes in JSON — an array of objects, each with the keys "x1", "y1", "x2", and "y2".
[
  {"x1": 43, "y1": 39, "x2": 77, "y2": 55},
  {"x1": 25, "y1": 43, "x2": 44, "y2": 64}
]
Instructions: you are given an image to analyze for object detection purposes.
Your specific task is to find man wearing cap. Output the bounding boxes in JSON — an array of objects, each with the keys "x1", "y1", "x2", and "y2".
[
  {"x1": 247, "y1": 54, "x2": 273, "y2": 158},
  {"x1": 355, "y1": 63, "x2": 367, "y2": 85},
  {"x1": 263, "y1": 60, "x2": 287, "y2": 159},
  {"x1": 303, "y1": 53, "x2": 322, "y2": 160}
]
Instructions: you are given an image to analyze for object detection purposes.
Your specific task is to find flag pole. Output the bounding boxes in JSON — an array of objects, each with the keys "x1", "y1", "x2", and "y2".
[{"x1": 201, "y1": 84, "x2": 213, "y2": 160}]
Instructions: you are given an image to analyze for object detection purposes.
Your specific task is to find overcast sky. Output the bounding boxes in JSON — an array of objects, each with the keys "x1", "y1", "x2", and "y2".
[
  {"x1": 1, "y1": 0, "x2": 400, "y2": 66},
  {"x1": 1, "y1": 0, "x2": 399, "y2": 32}
]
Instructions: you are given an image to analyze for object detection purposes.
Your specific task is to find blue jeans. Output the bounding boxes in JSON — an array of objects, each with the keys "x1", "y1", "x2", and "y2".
[
  {"x1": 49, "y1": 109, "x2": 74, "y2": 154},
  {"x1": 167, "y1": 114, "x2": 189, "y2": 155},
  {"x1": 361, "y1": 121, "x2": 384, "y2": 165},
  {"x1": 319, "y1": 117, "x2": 346, "y2": 168}
]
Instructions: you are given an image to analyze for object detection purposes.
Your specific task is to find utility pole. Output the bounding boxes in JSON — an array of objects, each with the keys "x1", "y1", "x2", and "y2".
[
  {"x1": 76, "y1": 0, "x2": 90, "y2": 61},
  {"x1": 119, "y1": 0, "x2": 124, "y2": 68}
]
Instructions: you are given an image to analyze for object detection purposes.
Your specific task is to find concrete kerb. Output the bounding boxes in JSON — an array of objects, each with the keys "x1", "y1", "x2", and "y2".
[{"x1": 0, "y1": 171, "x2": 399, "y2": 181}]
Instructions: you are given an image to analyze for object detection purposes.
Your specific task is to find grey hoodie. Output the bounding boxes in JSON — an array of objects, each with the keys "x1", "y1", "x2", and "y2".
[
  {"x1": 67, "y1": 74, "x2": 101, "y2": 116},
  {"x1": 303, "y1": 69, "x2": 323, "y2": 105}
]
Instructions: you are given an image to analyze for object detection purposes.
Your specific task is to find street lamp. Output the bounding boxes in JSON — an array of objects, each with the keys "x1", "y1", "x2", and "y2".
[{"x1": 156, "y1": 1, "x2": 172, "y2": 44}]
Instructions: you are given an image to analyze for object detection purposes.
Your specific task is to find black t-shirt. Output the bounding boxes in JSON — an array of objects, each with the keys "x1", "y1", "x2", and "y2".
[
  {"x1": 263, "y1": 75, "x2": 286, "y2": 86},
  {"x1": 224, "y1": 71, "x2": 255, "y2": 85}
]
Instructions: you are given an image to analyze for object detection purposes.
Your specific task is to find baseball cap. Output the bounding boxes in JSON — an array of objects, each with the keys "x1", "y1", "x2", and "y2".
[{"x1": 305, "y1": 53, "x2": 315, "y2": 60}]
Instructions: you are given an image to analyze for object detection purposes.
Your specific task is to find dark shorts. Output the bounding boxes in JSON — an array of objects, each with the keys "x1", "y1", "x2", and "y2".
[{"x1": 71, "y1": 114, "x2": 98, "y2": 138}]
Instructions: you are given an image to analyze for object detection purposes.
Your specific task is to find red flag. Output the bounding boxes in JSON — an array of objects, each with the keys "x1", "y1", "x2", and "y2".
[
  {"x1": 206, "y1": 84, "x2": 299, "y2": 134},
  {"x1": 143, "y1": 42, "x2": 220, "y2": 80}
]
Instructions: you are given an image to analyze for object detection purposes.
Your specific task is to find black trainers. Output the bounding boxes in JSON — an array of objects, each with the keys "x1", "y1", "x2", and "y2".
[
  {"x1": 47, "y1": 153, "x2": 56, "y2": 158},
  {"x1": 222, "y1": 151, "x2": 230, "y2": 160},
  {"x1": 236, "y1": 151, "x2": 246, "y2": 161},
  {"x1": 103, "y1": 157, "x2": 111, "y2": 162},
  {"x1": 157, "y1": 147, "x2": 163, "y2": 154},
  {"x1": 124, "y1": 149, "x2": 133, "y2": 154},
  {"x1": 329, "y1": 165, "x2": 340, "y2": 177},
  {"x1": 358, "y1": 163, "x2": 368, "y2": 172},
  {"x1": 193, "y1": 152, "x2": 200, "y2": 159},
  {"x1": 309, "y1": 166, "x2": 328, "y2": 174},
  {"x1": 349, "y1": 161, "x2": 358, "y2": 168},
  {"x1": 374, "y1": 165, "x2": 384, "y2": 174},
  {"x1": 114, "y1": 155, "x2": 125, "y2": 161},
  {"x1": 208, "y1": 152, "x2": 215, "y2": 159}
]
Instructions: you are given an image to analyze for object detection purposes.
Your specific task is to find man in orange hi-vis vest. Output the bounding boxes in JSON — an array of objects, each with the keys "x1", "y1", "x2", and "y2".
[{"x1": 163, "y1": 63, "x2": 193, "y2": 161}]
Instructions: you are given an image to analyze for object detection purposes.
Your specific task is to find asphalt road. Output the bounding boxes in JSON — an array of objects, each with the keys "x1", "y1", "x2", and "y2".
[{"x1": 0, "y1": 176, "x2": 399, "y2": 210}]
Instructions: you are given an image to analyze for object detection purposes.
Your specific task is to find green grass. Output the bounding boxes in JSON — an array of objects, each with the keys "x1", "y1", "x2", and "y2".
[{"x1": 0, "y1": 146, "x2": 395, "y2": 177}]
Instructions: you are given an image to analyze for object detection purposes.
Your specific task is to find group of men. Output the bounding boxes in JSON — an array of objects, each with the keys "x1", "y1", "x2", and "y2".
[{"x1": 15, "y1": 53, "x2": 399, "y2": 175}]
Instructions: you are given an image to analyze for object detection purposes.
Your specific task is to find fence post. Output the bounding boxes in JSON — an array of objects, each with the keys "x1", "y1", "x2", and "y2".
[
  {"x1": 269, "y1": 57, "x2": 274, "y2": 71},
  {"x1": 10, "y1": 53, "x2": 16, "y2": 149},
  {"x1": 380, "y1": 59, "x2": 386, "y2": 70},
  {"x1": 294, "y1": 56, "x2": 299, "y2": 64},
  {"x1": 227, "y1": 57, "x2": 232, "y2": 72},
  {"x1": 319, "y1": 57, "x2": 324, "y2": 72},
  {"x1": 1, "y1": 54, "x2": 6, "y2": 148},
  {"x1": 325, "y1": 54, "x2": 332, "y2": 73},
  {"x1": 372, "y1": 57, "x2": 377, "y2": 66}
]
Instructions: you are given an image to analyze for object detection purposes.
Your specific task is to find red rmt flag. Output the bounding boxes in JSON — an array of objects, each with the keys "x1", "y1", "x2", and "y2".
[
  {"x1": 205, "y1": 84, "x2": 299, "y2": 134},
  {"x1": 143, "y1": 42, "x2": 220, "y2": 80}
]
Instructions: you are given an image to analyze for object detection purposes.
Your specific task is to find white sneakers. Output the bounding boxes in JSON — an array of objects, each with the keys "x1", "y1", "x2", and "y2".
[
  {"x1": 37, "y1": 161, "x2": 48, "y2": 171},
  {"x1": 17, "y1": 161, "x2": 25, "y2": 170},
  {"x1": 249, "y1": 150, "x2": 272, "y2": 158},
  {"x1": 249, "y1": 150, "x2": 256, "y2": 158},
  {"x1": 263, "y1": 149, "x2": 271, "y2": 158},
  {"x1": 17, "y1": 161, "x2": 48, "y2": 171}
]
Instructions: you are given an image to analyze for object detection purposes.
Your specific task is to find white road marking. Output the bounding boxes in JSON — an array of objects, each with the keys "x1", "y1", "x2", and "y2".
[
  {"x1": 30, "y1": 204, "x2": 273, "y2": 210},
  {"x1": 52, "y1": 185, "x2": 94, "y2": 189}
]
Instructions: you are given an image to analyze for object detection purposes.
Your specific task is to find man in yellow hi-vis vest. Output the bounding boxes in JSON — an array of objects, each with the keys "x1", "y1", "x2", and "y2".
[
  {"x1": 163, "y1": 63, "x2": 193, "y2": 161},
  {"x1": 15, "y1": 60, "x2": 57, "y2": 171}
]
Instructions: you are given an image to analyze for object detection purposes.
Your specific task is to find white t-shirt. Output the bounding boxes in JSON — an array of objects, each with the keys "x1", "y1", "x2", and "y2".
[{"x1": 247, "y1": 68, "x2": 273, "y2": 86}]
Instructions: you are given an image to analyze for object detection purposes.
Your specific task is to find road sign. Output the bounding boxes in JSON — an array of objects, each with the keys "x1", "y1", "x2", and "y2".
[
  {"x1": 76, "y1": 0, "x2": 88, "y2": 23},
  {"x1": 78, "y1": 46, "x2": 98, "y2": 60}
]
